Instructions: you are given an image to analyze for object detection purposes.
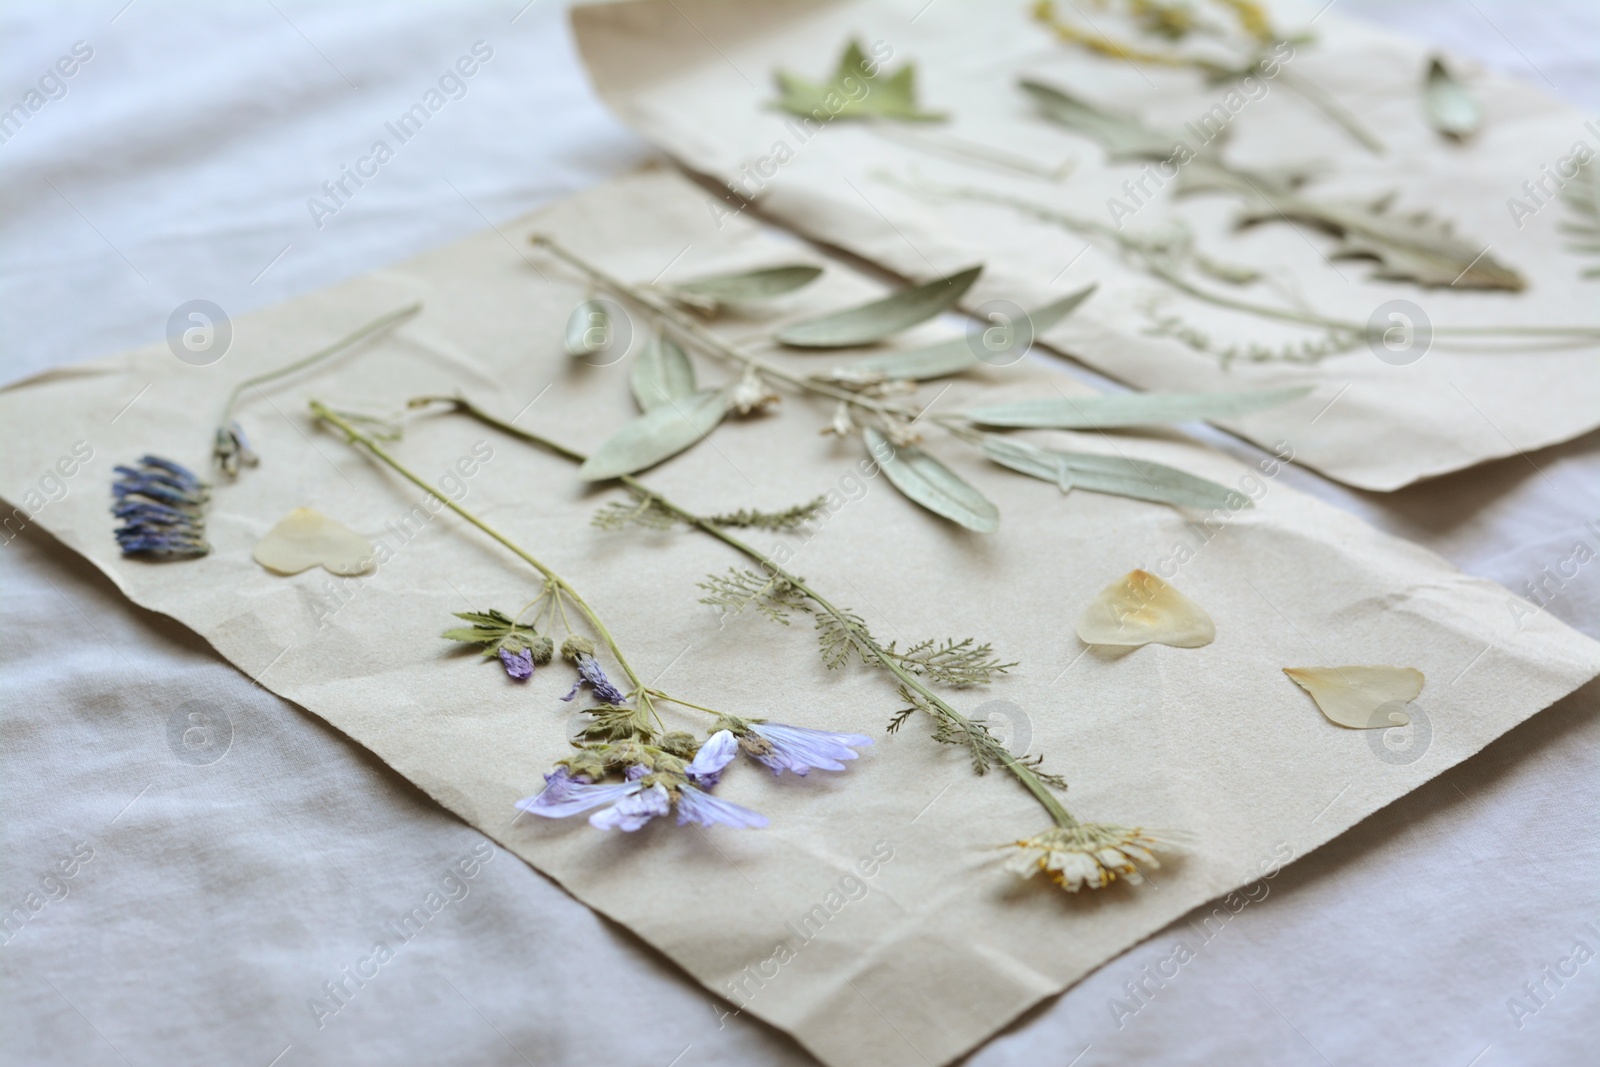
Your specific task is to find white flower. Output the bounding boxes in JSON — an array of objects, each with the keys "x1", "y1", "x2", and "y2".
[{"x1": 1006, "y1": 824, "x2": 1166, "y2": 892}]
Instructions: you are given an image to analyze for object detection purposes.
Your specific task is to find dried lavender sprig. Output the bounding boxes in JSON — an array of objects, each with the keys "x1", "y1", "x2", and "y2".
[{"x1": 111, "y1": 456, "x2": 210, "y2": 559}]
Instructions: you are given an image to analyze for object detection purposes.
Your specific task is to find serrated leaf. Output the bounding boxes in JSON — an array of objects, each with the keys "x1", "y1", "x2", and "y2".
[
  {"x1": 1423, "y1": 57, "x2": 1481, "y2": 140},
  {"x1": 778, "y1": 266, "x2": 982, "y2": 349},
  {"x1": 670, "y1": 264, "x2": 822, "y2": 305},
  {"x1": 773, "y1": 39, "x2": 945, "y2": 123},
  {"x1": 981, "y1": 437, "x2": 1243, "y2": 509},
  {"x1": 964, "y1": 386, "x2": 1309, "y2": 429},
  {"x1": 866, "y1": 427, "x2": 998, "y2": 532},
  {"x1": 830, "y1": 284, "x2": 1096, "y2": 382},
  {"x1": 441, "y1": 610, "x2": 551, "y2": 661},
  {"x1": 579, "y1": 389, "x2": 729, "y2": 481},
  {"x1": 564, "y1": 300, "x2": 611, "y2": 357},
  {"x1": 1561, "y1": 158, "x2": 1600, "y2": 280},
  {"x1": 630, "y1": 333, "x2": 697, "y2": 412},
  {"x1": 1019, "y1": 78, "x2": 1181, "y2": 160}
]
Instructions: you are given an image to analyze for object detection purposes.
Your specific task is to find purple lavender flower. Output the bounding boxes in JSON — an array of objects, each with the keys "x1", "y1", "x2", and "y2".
[
  {"x1": 559, "y1": 636, "x2": 629, "y2": 705},
  {"x1": 741, "y1": 722, "x2": 874, "y2": 776},
  {"x1": 498, "y1": 646, "x2": 534, "y2": 680},
  {"x1": 112, "y1": 456, "x2": 209, "y2": 559},
  {"x1": 683, "y1": 730, "x2": 738, "y2": 789}
]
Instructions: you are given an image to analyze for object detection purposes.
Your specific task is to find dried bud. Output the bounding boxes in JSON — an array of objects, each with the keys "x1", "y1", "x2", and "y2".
[
  {"x1": 657, "y1": 731, "x2": 700, "y2": 759},
  {"x1": 822, "y1": 401, "x2": 855, "y2": 438},
  {"x1": 729, "y1": 369, "x2": 781, "y2": 415},
  {"x1": 885, "y1": 423, "x2": 923, "y2": 447},
  {"x1": 561, "y1": 635, "x2": 596, "y2": 662},
  {"x1": 529, "y1": 634, "x2": 555, "y2": 665}
]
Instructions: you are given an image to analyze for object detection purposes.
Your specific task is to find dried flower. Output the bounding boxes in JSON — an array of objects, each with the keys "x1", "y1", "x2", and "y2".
[
  {"x1": 498, "y1": 646, "x2": 535, "y2": 680},
  {"x1": 515, "y1": 764, "x2": 766, "y2": 832},
  {"x1": 1005, "y1": 824, "x2": 1166, "y2": 892},
  {"x1": 212, "y1": 420, "x2": 259, "y2": 479},
  {"x1": 111, "y1": 456, "x2": 210, "y2": 558},
  {"x1": 718, "y1": 718, "x2": 873, "y2": 776},
  {"x1": 684, "y1": 729, "x2": 739, "y2": 788},
  {"x1": 560, "y1": 636, "x2": 630, "y2": 704},
  {"x1": 729, "y1": 369, "x2": 781, "y2": 415}
]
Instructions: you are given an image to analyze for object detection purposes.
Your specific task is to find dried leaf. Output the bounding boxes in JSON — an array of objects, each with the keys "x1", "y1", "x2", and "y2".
[
  {"x1": 865, "y1": 427, "x2": 998, "y2": 532},
  {"x1": 579, "y1": 389, "x2": 729, "y2": 481},
  {"x1": 1283, "y1": 666, "x2": 1424, "y2": 729},
  {"x1": 564, "y1": 300, "x2": 612, "y2": 357},
  {"x1": 1019, "y1": 78, "x2": 1182, "y2": 160},
  {"x1": 1423, "y1": 57, "x2": 1481, "y2": 140},
  {"x1": 982, "y1": 437, "x2": 1244, "y2": 509},
  {"x1": 441, "y1": 609, "x2": 554, "y2": 663},
  {"x1": 964, "y1": 386, "x2": 1309, "y2": 429},
  {"x1": 1177, "y1": 159, "x2": 1525, "y2": 290},
  {"x1": 1560, "y1": 158, "x2": 1600, "y2": 280},
  {"x1": 830, "y1": 285, "x2": 1097, "y2": 382},
  {"x1": 630, "y1": 333, "x2": 696, "y2": 412},
  {"x1": 777, "y1": 266, "x2": 982, "y2": 349},
  {"x1": 253, "y1": 508, "x2": 374, "y2": 577},
  {"x1": 669, "y1": 264, "x2": 822, "y2": 307},
  {"x1": 1077, "y1": 569, "x2": 1214, "y2": 648},
  {"x1": 773, "y1": 40, "x2": 945, "y2": 123}
]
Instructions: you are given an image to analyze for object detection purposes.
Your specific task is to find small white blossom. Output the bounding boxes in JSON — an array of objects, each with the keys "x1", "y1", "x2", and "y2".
[{"x1": 1006, "y1": 824, "x2": 1166, "y2": 892}]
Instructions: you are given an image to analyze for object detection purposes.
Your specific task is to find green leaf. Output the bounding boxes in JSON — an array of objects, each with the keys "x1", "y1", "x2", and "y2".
[
  {"x1": 1560, "y1": 158, "x2": 1600, "y2": 281},
  {"x1": 772, "y1": 39, "x2": 946, "y2": 123},
  {"x1": 866, "y1": 427, "x2": 998, "y2": 532},
  {"x1": 630, "y1": 333, "x2": 697, "y2": 412},
  {"x1": 829, "y1": 284, "x2": 1096, "y2": 382},
  {"x1": 777, "y1": 266, "x2": 982, "y2": 349},
  {"x1": 564, "y1": 300, "x2": 611, "y2": 357},
  {"x1": 669, "y1": 264, "x2": 822, "y2": 306},
  {"x1": 963, "y1": 386, "x2": 1309, "y2": 429},
  {"x1": 982, "y1": 437, "x2": 1244, "y2": 509},
  {"x1": 1019, "y1": 78, "x2": 1181, "y2": 160},
  {"x1": 1423, "y1": 57, "x2": 1481, "y2": 140},
  {"x1": 579, "y1": 389, "x2": 729, "y2": 480},
  {"x1": 441, "y1": 610, "x2": 553, "y2": 661}
]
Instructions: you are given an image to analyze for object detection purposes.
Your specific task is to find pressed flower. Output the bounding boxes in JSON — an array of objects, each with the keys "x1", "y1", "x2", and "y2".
[
  {"x1": 515, "y1": 761, "x2": 766, "y2": 832},
  {"x1": 589, "y1": 782, "x2": 672, "y2": 831},
  {"x1": 1006, "y1": 824, "x2": 1166, "y2": 893},
  {"x1": 684, "y1": 729, "x2": 738, "y2": 788},
  {"x1": 560, "y1": 635, "x2": 630, "y2": 705},
  {"x1": 731, "y1": 721, "x2": 874, "y2": 776},
  {"x1": 498, "y1": 646, "x2": 535, "y2": 680},
  {"x1": 111, "y1": 456, "x2": 209, "y2": 559},
  {"x1": 213, "y1": 420, "x2": 259, "y2": 479},
  {"x1": 675, "y1": 782, "x2": 769, "y2": 828}
]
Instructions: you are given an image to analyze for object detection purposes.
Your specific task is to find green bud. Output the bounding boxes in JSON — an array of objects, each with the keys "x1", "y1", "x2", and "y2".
[{"x1": 561, "y1": 635, "x2": 596, "y2": 662}]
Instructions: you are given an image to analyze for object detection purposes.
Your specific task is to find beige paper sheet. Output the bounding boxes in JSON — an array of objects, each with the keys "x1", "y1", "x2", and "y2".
[
  {"x1": 571, "y1": 0, "x2": 1600, "y2": 492},
  {"x1": 2, "y1": 168, "x2": 1594, "y2": 1067}
]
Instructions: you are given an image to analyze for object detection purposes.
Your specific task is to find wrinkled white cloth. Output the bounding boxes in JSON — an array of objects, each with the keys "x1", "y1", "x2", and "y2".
[{"x1": 1, "y1": 3, "x2": 1595, "y2": 1066}]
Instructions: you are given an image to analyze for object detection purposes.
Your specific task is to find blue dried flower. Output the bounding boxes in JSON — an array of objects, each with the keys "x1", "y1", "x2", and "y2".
[
  {"x1": 515, "y1": 765, "x2": 767, "y2": 832},
  {"x1": 727, "y1": 720, "x2": 874, "y2": 776},
  {"x1": 112, "y1": 456, "x2": 209, "y2": 559},
  {"x1": 498, "y1": 646, "x2": 535, "y2": 680},
  {"x1": 559, "y1": 635, "x2": 630, "y2": 705}
]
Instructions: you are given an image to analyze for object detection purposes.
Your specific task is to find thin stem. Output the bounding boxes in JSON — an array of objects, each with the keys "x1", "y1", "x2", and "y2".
[
  {"x1": 310, "y1": 400, "x2": 645, "y2": 693},
  {"x1": 220, "y1": 303, "x2": 422, "y2": 430},
  {"x1": 1275, "y1": 69, "x2": 1385, "y2": 156},
  {"x1": 419, "y1": 395, "x2": 1079, "y2": 829},
  {"x1": 646, "y1": 690, "x2": 725, "y2": 717}
]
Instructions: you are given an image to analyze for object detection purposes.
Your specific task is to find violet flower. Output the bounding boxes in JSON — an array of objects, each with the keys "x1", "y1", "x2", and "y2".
[
  {"x1": 498, "y1": 646, "x2": 535, "y2": 680},
  {"x1": 739, "y1": 722, "x2": 873, "y2": 776},
  {"x1": 112, "y1": 456, "x2": 210, "y2": 559},
  {"x1": 559, "y1": 636, "x2": 629, "y2": 705},
  {"x1": 684, "y1": 729, "x2": 738, "y2": 789},
  {"x1": 515, "y1": 762, "x2": 766, "y2": 832}
]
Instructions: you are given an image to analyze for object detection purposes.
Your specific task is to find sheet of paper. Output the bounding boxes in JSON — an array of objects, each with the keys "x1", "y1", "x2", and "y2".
[
  {"x1": 571, "y1": 0, "x2": 1600, "y2": 491},
  {"x1": 2, "y1": 168, "x2": 1594, "y2": 1067}
]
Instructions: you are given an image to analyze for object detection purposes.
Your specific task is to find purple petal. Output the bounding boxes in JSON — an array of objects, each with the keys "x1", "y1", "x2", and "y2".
[
  {"x1": 590, "y1": 783, "x2": 670, "y2": 831},
  {"x1": 561, "y1": 655, "x2": 630, "y2": 705},
  {"x1": 675, "y1": 783, "x2": 768, "y2": 829},
  {"x1": 516, "y1": 768, "x2": 638, "y2": 818},
  {"x1": 499, "y1": 647, "x2": 534, "y2": 680},
  {"x1": 749, "y1": 723, "x2": 873, "y2": 776},
  {"x1": 684, "y1": 730, "x2": 738, "y2": 788},
  {"x1": 624, "y1": 764, "x2": 651, "y2": 782}
]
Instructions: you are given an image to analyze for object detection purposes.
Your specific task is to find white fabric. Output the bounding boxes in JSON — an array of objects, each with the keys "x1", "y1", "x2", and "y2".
[{"x1": 1, "y1": 3, "x2": 1594, "y2": 1066}]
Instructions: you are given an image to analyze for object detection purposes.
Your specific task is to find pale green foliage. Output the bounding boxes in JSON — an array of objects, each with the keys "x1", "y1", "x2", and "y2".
[
  {"x1": 440, "y1": 609, "x2": 553, "y2": 661},
  {"x1": 772, "y1": 39, "x2": 945, "y2": 124}
]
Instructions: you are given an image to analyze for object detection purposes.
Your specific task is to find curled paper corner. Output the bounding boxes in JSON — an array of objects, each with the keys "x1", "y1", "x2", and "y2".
[
  {"x1": 253, "y1": 507, "x2": 375, "y2": 577},
  {"x1": 1076, "y1": 569, "x2": 1215, "y2": 649},
  {"x1": 1283, "y1": 666, "x2": 1425, "y2": 729}
]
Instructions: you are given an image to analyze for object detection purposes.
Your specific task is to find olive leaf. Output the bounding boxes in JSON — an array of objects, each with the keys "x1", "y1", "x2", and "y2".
[
  {"x1": 1019, "y1": 78, "x2": 1183, "y2": 160},
  {"x1": 981, "y1": 437, "x2": 1244, "y2": 509},
  {"x1": 630, "y1": 333, "x2": 697, "y2": 412},
  {"x1": 564, "y1": 300, "x2": 611, "y2": 357},
  {"x1": 1177, "y1": 159, "x2": 1525, "y2": 290},
  {"x1": 1561, "y1": 158, "x2": 1600, "y2": 280},
  {"x1": 828, "y1": 284, "x2": 1097, "y2": 382},
  {"x1": 1423, "y1": 57, "x2": 1481, "y2": 141},
  {"x1": 773, "y1": 39, "x2": 945, "y2": 123},
  {"x1": 666, "y1": 264, "x2": 822, "y2": 311},
  {"x1": 777, "y1": 265, "x2": 982, "y2": 349},
  {"x1": 866, "y1": 427, "x2": 998, "y2": 532},
  {"x1": 579, "y1": 389, "x2": 729, "y2": 481},
  {"x1": 963, "y1": 386, "x2": 1309, "y2": 429}
]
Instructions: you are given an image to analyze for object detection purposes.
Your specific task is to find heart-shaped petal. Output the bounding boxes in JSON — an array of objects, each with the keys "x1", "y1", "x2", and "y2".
[
  {"x1": 253, "y1": 508, "x2": 375, "y2": 577},
  {"x1": 1283, "y1": 666, "x2": 1424, "y2": 729},
  {"x1": 1076, "y1": 569, "x2": 1214, "y2": 649}
]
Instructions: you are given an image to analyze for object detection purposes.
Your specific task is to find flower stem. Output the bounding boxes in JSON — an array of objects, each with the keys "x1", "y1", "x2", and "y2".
[
  {"x1": 309, "y1": 400, "x2": 645, "y2": 693},
  {"x1": 415, "y1": 394, "x2": 1081, "y2": 829}
]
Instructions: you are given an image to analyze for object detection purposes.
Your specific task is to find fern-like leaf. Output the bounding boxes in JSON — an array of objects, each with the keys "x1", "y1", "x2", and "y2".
[
  {"x1": 1561, "y1": 158, "x2": 1600, "y2": 280},
  {"x1": 592, "y1": 491, "x2": 679, "y2": 531},
  {"x1": 706, "y1": 495, "x2": 828, "y2": 531},
  {"x1": 883, "y1": 636, "x2": 1015, "y2": 687},
  {"x1": 697, "y1": 567, "x2": 810, "y2": 625}
]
